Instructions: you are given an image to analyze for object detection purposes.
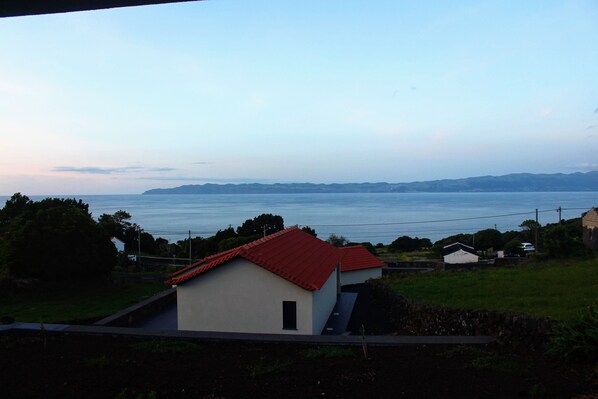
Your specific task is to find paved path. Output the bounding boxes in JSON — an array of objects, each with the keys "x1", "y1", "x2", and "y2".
[
  {"x1": 1, "y1": 322, "x2": 495, "y2": 346},
  {"x1": 133, "y1": 303, "x2": 177, "y2": 330},
  {"x1": 322, "y1": 292, "x2": 357, "y2": 335}
]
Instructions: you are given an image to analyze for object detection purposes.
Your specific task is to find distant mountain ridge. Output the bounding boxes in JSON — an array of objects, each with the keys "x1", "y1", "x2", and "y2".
[{"x1": 142, "y1": 171, "x2": 598, "y2": 195}]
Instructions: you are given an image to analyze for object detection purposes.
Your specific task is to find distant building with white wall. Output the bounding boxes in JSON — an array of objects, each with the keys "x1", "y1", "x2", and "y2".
[
  {"x1": 442, "y1": 242, "x2": 479, "y2": 264},
  {"x1": 110, "y1": 237, "x2": 125, "y2": 253},
  {"x1": 338, "y1": 245, "x2": 384, "y2": 286}
]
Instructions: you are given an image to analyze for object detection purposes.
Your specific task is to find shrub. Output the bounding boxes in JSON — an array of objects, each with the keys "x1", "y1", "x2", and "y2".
[
  {"x1": 543, "y1": 224, "x2": 586, "y2": 258},
  {"x1": 303, "y1": 346, "x2": 355, "y2": 359},
  {"x1": 547, "y1": 306, "x2": 598, "y2": 362}
]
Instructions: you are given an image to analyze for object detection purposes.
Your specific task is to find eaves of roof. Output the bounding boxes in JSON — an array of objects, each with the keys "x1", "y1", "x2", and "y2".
[{"x1": 165, "y1": 226, "x2": 339, "y2": 291}]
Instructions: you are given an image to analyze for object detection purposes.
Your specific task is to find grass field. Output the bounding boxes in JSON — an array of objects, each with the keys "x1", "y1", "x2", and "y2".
[
  {"x1": 0, "y1": 280, "x2": 168, "y2": 323},
  {"x1": 385, "y1": 258, "x2": 598, "y2": 320}
]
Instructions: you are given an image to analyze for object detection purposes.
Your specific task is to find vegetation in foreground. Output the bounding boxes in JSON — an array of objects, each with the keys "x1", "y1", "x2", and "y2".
[
  {"x1": 0, "y1": 333, "x2": 594, "y2": 399},
  {"x1": 0, "y1": 280, "x2": 167, "y2": 323},
  {"x1": 547, "y1": 306, "x2": 598, "y2": 362},
  {"x1": 385, "y1": 258, "x2": 598, "y2": 320}
]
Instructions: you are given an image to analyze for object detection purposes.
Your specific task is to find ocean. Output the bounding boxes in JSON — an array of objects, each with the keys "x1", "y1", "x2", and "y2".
[{"x1": 1, "y1": 192, "x2": 596, "y2": 244}]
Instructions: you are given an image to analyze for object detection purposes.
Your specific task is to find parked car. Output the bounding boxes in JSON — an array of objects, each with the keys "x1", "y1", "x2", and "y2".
[{"x1": 521, "y1": 242, "x2": 536, "y2": 252}]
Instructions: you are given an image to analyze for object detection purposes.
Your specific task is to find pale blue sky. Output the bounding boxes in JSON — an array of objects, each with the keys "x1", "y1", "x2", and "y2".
[{"x1": 1, "y1": 0, "x2": 597, "y2": 194}]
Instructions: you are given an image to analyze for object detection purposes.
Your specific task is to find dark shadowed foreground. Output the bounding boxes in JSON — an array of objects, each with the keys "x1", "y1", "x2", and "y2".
[{"x1": 0, "y1": 332, "x2": 595, "y2": 398}]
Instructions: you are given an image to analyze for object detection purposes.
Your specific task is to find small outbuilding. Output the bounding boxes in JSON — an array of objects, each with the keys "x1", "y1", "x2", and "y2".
[
  {"x1": 338, "y1": 245, "x2": 385, "y2": 286},
  {"x1": 582, "y1": 207, "x2": 598, "y2": 251},
  {"x1": 442, "y1": 242, "x2": 479, "y2": 264}
]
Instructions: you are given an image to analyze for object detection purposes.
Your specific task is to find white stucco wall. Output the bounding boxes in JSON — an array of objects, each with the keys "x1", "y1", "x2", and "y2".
[
  {"x1": 443, "y1": 250, "x2": 479, "y2": 264},
  {"x1": 176, "y1": 258, "x2": 318, "y2": 334},
  {"x1": 341, "y1": 268, "x2": 382, "y2": 286},
  {"x1": 111, "y1": 237, "x2": 125, "y2": 252},
  {"x1": 311, "y1": 269, "x2": 338, "y2": 334}
]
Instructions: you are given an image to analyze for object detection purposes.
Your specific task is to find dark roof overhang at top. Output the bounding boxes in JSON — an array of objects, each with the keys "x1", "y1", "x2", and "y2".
[
  {"x1": 442, "y1": 242, "x2": 478, "y2": 256},
  {"x1": 0, "y1": 0, "x2": 201, "y2": 18}
]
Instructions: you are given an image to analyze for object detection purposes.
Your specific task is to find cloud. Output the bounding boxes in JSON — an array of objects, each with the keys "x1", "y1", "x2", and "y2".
[
  {"x1": 52, "y1": 166, "x2": 143, "y2": 174},
  {"x1": 149, "y1": 167, "x2": 177, "y2": 172},
  {"x1": 193, "y1": 161, "x2": 213, "y2": 165},
  {"x1": 52, "y1": 165, "x2": 180, "y2": 175}
]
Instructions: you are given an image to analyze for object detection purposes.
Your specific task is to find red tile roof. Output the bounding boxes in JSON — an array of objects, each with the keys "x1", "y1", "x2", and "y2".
[
  {"x1": 165, "y1": 226, "x2": 340, "y2": 291},
  {"x1": 338, "y1": 245, "x2": 385, "y2": 272}
]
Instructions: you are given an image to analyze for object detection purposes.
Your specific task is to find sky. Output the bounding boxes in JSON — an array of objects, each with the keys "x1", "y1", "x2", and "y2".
[{"x1": 0, "y1": 0, "x2": 597, "y2": 195}]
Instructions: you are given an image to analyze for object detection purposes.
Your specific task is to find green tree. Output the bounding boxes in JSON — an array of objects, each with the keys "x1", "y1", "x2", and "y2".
[
  {"x1": 217, "y1": 235, "x2": 260, "y2": 252},
  {"x1": 0, "y1": 193, "x2": 32, "y2": 234},
  {"x1": 326, "y1": 234, "x2": 349, "y2": 247},
  {"x1": 236, "y1": 214, "x2": 284, "y2": 237},
  {"x1": 519, "y1": 219, "x2": 540, "y2": 242},
  {"x1": 98, "y1": 210, "x2": 132, "y2": 238},
  {"x1": 206, "y1": 226, "x2": 238, "y2": 254},
  {"x1": 520, "y1": 219, "x2": 541, "y2": 231},
  {"x1": 504, "y1": 239, "x2": 524, "y2": 256},
  {"x1": 139, "y1": 231, "x2": 159, "y2": 255},
  {"x1": 2, "y1": 196, "x2": 116, "y2": 280},
  {"x1": 301, "y1": 226, "x2": 317, "y2": 237},
  {"x1": 388, "y1": 236, "x2": 431, "y2": 252},
  {"x1": 98, "y1": 210, "x2": 141, "y2": 252},
  {"x1": 543, "y1": 223, "x2": 586, "y2": 258},
  {"x1": 473, "y1": 228, "x2": 503, "y2": 252}
]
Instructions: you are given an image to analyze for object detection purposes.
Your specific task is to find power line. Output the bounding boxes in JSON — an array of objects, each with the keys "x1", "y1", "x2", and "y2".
[
  {"x1": 307, "y1": 210, "x2": 537, "y2": 228},
  {"x1": 138, "y1": 206, "x2": 585, "y2": 241}
]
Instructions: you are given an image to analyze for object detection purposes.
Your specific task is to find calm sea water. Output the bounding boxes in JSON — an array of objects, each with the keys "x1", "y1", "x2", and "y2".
[{"x1": 1, "y1": 192, "x2": 596, "y2": 244}]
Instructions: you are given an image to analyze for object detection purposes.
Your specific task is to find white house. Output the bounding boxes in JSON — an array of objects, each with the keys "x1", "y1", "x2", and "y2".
[
  {"x1": 110, "y1": 237, "x2": 125, "y2": 253},
  {"x1": 338, "y1": 245, "x2": 385, "y2": 286},
  {"x1": 167, "y1": 226, "x2": 341, "y2": 335},
  {"x1": 442, "y1": 242, "x2": 479, "y2": 264}
]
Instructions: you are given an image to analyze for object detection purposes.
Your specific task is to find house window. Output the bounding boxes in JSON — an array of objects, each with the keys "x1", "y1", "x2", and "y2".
[{"x1": 282, "y1": 301, "x2": 297, "y2": 330}]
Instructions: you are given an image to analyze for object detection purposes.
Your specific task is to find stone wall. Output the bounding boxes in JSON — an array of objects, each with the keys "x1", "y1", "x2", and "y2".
[
  {"x1": 368, "y1": 280, "x2": 556, "y2": 344},
  {"x1": 385, "y1": 261, "x2": 444, "y2": 270}
]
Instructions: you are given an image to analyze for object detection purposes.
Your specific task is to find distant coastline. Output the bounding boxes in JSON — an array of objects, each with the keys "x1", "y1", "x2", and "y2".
[{"x1": 142, "y1": 171, "x2": 598, "y2": 195}]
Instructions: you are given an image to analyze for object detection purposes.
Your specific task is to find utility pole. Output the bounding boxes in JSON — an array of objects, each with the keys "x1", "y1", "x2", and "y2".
[
  {"x1": 188, "y1": 230, "x2": 192, "y2": 265},
  {"x1": 557, "y1": 206, "x2": 562, "y2": 224},
  {"x1": 263, "y1": 225, "x2": 267, "y2": 238},
  {"x1": 534, "y1": 208, "x2": 540, "y2": 251},
  {"x1": 137, "y1": 226, "x2": 141, "y2": 262}
]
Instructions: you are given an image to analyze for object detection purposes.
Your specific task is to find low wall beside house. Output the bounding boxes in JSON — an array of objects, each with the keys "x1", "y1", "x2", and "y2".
[
  {"x1": 385, "y1": 261, "x2": 444, "y2": 270},
  {"x1": 368, "y1": 280, "x2": 556, "y2": 344},
  {"x1": 94, "y1": 288, "x2": 176, "y2": 328}
]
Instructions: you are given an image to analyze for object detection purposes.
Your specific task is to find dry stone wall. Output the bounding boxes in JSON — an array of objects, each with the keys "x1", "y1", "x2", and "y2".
[{"x1": 368, "y1": 280, "x2": 556, "y2": 344}]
